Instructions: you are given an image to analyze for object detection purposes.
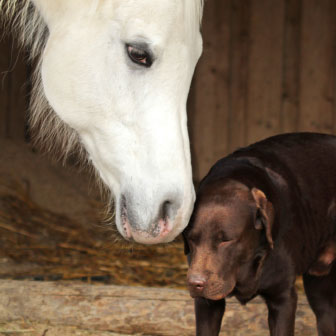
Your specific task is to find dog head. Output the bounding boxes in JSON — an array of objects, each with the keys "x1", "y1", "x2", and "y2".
[{"x1": 184, "y1": 180, "x2": 274, "y2": 301}]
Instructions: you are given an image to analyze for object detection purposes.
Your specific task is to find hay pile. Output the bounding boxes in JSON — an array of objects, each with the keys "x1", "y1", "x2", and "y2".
[{"x1": 0, "y1": 174, "x2": 188, "y2": 288}]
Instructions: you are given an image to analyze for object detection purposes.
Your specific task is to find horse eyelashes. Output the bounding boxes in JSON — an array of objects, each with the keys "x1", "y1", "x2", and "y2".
[{"x1": 126, "y1": 44, "x2": 153, "y2": 68}]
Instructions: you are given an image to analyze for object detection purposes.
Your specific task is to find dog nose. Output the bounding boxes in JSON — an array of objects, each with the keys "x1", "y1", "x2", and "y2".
[{"x1": 188, "y1": 274, "x2": 207, "y2": 292}]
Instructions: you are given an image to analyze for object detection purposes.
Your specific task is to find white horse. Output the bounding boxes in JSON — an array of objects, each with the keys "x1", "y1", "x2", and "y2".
[{"x1": 1, "y1": 0, "x2": 203, "y2": 244}]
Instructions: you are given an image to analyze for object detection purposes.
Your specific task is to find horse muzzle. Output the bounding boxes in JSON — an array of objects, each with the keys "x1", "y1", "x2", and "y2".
[{"x1": 116, "y1": 189, "x2": 190, "y2": 244}]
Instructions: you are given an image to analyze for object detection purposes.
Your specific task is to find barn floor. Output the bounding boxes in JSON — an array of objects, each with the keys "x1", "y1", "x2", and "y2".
[
  {"x1": 0, "y1": 140, "x2": 318, "y2": 335},
  {"x1": 0, "y1": 321, "x2": 135, "y2": 336}
]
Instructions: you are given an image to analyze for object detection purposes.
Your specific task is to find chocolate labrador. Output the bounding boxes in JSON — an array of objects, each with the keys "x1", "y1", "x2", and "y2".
[{"x1": 183, "y1": 133, "x2": 336, "y2": 336}]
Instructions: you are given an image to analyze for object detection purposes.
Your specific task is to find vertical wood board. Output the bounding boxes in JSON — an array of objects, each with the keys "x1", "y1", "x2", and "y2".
[
  {"x1": 298, "y1": 0, "x2": 336, "y2": 133},
  {"x1": 228, "y1": 0, "x2": 250, "y2": 153},
  {"x1": 246, "y1": 0, "x2": 285, "y2": 144},
  {"x1": 281, "y1": 0, "x2": 302, "y2": 133},
  {"x1": 190, "y1": 0, "x2": 231, "y2": 179}
]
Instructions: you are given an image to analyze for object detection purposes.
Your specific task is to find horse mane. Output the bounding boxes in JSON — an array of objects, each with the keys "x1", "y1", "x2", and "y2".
[
  {"x1": 0, "y1": 0, "x2": 204, "y2": 164},
  {"x1": 0, "y1": 0, "x2": 88, "y2": 163}
]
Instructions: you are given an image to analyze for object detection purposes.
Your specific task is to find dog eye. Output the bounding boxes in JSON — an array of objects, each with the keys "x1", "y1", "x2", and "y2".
[
  {"x1": 126, "y1": 44, "x2": 153, "y2": 67},
  {"x1": 218, "y1": 240, "x2": 233, "y2": 248},
  {"x1": 217, "y1": 232, "x2": 232, "y2": 246}
]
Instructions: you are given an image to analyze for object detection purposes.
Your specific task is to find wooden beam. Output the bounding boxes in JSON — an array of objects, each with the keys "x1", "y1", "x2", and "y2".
[{"x1": 0, "y1": 280, "x2": 317, "y2": 335}]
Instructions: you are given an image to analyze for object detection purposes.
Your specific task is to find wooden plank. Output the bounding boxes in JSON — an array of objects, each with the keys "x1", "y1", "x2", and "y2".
[
  {"x1": 0, "y1": 280, "x2": 317, "y2": 335},
  {"x1": 227, "y1": 0, "x2": 250, "y2": 153},
  {"x1": 298, "y1": 0, "x2": 336, "y2": 133},
  {"x1": 190, "y1": 0, "x2": 231, "y2": 181},
  {"x1": 0, "y1": 281, "x2": 196, "y2": 335},
  {"x1": 246, "y1": 0, "x2": 285, "y2": 144},
  {"x1": 281, "y1": 0, "x2": 302, "y2": 133}
]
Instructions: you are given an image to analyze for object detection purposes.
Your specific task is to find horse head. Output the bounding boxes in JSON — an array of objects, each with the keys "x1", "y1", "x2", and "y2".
[{"x1": 5, "y1": 0, "x2": 203, "y2": 244}]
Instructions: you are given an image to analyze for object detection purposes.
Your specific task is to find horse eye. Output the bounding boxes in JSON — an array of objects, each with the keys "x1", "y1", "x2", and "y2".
[{"x1": 126, "y1": 44, "x2": 153, "y2": 68}]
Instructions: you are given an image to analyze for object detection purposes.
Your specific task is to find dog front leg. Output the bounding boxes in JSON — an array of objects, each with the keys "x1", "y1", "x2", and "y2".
[
  {"x1": 265, "y1": 287, "x2": 298, "y2": 336},
  {"x1": 194, "y1": 297, "x2": 225, "y2": 336}
]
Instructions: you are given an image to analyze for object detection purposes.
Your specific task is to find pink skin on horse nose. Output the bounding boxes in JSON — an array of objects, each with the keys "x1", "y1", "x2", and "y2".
[
  {"x1": 157, "y1": 218, "x2": 171, "y2": 235},
  {"x1": 121, "y1": 205, "x2": 173, "y2": 242},
  {"x1": 120, "y1": 195, "x2": 178, "y2": 242}
]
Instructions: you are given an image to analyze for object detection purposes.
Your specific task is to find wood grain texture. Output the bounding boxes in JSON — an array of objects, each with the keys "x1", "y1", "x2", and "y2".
[
  {"x1": 0, "y1": 280, "x2": 317, "y2": 335},
  {"x1": 227, "y1": 0, "x2": 250, "y2": 153},
  {"x1": 246, "y1": 0, "x2": 285, "y2": 144},
  {"x1": 298, "y1": 0, "x2": 336, "y2": 133},
  {"x1": 281, "y1": 0, "x2": 302, "y2": 133},
  {"x1": 190, "y1": 0, "x2": 231, "y2": 179}
]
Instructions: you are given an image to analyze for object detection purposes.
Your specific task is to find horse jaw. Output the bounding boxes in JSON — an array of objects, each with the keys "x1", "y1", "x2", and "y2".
[{"x1": 35, "y1": 0, "x2": 203, "y2": 243}]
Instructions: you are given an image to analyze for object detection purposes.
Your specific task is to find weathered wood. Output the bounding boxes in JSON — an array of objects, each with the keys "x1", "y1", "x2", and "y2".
[
  {"x1": 190, "y1": 0, "x2": 231, "y2": 180},
  {"x1": 246, "y1": 0, "x2": 285, "y2": 144},
  {"x1": 281, "y1": 0, "x2": 302, "y2": 133},
  {"x1": 298, "y1": 0, "x2": 336, "y2": 133},
  {"x1": 227, "y1": 0, "x2": 250, "y2": 153},
  {"x1": 0, "y1": 280, "x2": 317, "y2": 336},
  {"x1": 0, "y1": 281, "x2": 195, "y2": 335}
]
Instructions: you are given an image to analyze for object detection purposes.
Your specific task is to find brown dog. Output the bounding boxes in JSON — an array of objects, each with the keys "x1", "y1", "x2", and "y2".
[{"x1": 183, "y1": 133, "x2": 336, "y2": 336}]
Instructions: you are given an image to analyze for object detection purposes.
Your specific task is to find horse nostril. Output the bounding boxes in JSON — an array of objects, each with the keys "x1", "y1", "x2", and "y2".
[{"x1": 160, "y1": 200, "x2": 173, "y2": 220}]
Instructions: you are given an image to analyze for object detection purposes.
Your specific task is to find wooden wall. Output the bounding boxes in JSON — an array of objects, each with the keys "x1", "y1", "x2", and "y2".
[
  {"x1": 1, "y1": 0, "x2": 336, "y2": 182},
  {"x1": 189, "y1": 0, "x2": 336, "y2": 181}
]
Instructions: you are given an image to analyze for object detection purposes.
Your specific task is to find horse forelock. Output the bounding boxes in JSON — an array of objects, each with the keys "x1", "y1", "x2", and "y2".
[{"x1": 0, "y1": 0, "x2": 204, "y2": 165}]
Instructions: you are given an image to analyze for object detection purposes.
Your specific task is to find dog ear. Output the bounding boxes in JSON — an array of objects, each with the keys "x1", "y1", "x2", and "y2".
[{"x1": 251, "y1": 188, "x2": 274, "y2": 249}]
